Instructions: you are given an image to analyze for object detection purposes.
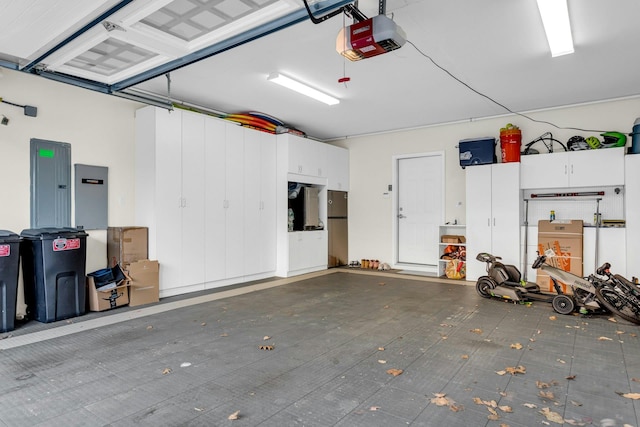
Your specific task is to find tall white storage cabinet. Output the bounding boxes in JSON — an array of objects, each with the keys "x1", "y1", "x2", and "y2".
[
  {"x1": 466, "y1": 162, "x2": 521, "y2": 281},
  {"x1": 244, "y1": 129, "x2": 277, "y2": 276},
  {"x1": 135, "y1": 107, "x2": 205, "y2": 295},
  {"x1": 626, "y1": 154, "x2": 640, "y2": 279},
  {"x1": 136, "y1": 106, "x2": 277, "y2": 297}
]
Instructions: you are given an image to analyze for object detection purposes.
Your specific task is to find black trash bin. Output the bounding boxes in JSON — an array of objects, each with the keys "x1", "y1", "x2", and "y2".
[
  {"x1": 0, "y1": 230, "x2": 21, "y2": 332},
  {"x1": 21, "y1": 228, "x2": 88, "y2": 323}
]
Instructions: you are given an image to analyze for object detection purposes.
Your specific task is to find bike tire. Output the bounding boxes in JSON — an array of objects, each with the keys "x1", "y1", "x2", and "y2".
[{"x1": 594, "y1": 283, "x2": 640, "y2": 325}]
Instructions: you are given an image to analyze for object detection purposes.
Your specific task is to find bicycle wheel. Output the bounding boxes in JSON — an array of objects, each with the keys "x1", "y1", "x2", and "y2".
[{"x1": 595, "y1": 283, "x2": 640, "y2": 325}]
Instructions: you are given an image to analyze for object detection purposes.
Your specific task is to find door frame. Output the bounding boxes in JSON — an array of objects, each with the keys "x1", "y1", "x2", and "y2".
[{"x1": 392, "y1": 151, "x2": 445, "y2": 271}]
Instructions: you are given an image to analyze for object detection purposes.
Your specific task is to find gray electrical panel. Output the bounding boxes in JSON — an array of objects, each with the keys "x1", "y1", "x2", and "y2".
[
  {"x1": 30, "y1": 139, "x2": 71, "y2": 228},
  {"x1": 74, "y1": 164, "x2": 108, "y2": 230}
]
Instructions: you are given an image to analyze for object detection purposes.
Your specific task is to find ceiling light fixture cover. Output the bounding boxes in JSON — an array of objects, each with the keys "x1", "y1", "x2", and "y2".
[
  {"x1": 267, "y1": 73, "x2": 339, "y2": 105},
  {"x1": 537, "y1": 0, "x2": 574, "y2": 57}
]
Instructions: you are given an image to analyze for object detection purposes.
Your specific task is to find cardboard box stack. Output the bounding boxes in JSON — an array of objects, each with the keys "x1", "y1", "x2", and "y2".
[
  {"x1": 87, "y1": 265, "x2": 130, "y2": 312},
  {"x1": 537, "y1": 220, "x2": 583, "y2": 293}
]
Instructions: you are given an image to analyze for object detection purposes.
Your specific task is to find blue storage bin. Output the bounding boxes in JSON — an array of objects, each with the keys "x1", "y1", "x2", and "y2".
[{"x1": 459, "y1": 137, "x2": 496, "y2": 168}]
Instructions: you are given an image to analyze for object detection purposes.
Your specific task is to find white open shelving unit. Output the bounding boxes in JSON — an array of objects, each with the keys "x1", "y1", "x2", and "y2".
[{"x1": 438, "y1": 224, "x2": 466, "y2": 279}]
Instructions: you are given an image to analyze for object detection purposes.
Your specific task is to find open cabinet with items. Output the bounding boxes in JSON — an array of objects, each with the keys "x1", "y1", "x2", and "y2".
[{"x1": 438, "y1": 224, "x2": 466, "y2": 279}]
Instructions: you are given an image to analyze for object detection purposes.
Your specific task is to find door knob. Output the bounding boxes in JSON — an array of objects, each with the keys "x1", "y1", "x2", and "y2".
[{"x1": 398, "y1": 214, "x2": 406, "y2": 219}]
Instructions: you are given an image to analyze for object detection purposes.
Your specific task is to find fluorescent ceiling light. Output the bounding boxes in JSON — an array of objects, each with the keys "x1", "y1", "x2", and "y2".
[
  {"x1": 267, "y1": 73, "x2": 339, "y2": 106},
  {"x1": 537, "y1": 0, "x2": 574, "y2": 57}
]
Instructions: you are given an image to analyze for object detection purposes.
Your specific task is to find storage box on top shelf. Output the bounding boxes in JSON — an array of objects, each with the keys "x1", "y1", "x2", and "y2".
[
  {"x1": 441, "y1": 235, "x2": 466, "y2": 244},
  {"x1": 107, "y1": 227, "x2": 148, "y2": 268},
  {"x1": 126, "y1": 259, "x2": 159, "y2": 307},
  {"x1": 87, "y1": 265, "x2": 130, "y2": 312},
  {"x1": 458, "y1": 137, "x2": 496, "y2": 168},
  {"x1": 537, "y1": 220, "x2": 583, "y2": 293}
]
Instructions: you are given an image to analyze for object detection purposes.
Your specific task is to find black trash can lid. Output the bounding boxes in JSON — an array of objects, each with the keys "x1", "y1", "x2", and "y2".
[
  {"x1": 21, "y1": 227, "x2": 88, "y2": 240},
  {"x1": 0, "y1": 230, "x2": 21, "y2": 243}
]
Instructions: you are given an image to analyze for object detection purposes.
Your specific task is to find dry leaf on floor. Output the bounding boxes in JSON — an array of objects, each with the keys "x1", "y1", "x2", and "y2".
[
  {"x1": 487, "y1": 407, "x2": 500, "y2": 420},
  {"x1": 608, "y1": 317, "x2": 618, "y2": 322},
  {"x1": 549, "y1": 315, "x2": 557, "y2": 321},
  {"x1": 180, "y1": 362, "x2": 191, "y2": 368},
  {"x1": 472, "y1": 397, "x2": 483, "y2": 405},
  {"x1": 470, "y1": 328, "x2": 483, "y2": 334},
  {"x1": 630, "y1": 333, "x2": 637, "y2": 337},
  {"x1": 632, "y1": 378, "x2": 640, "y2": 383},
  {"x1": 441, "y1": 336, "x2": 448, "y2": 340},
  {"x1": 564, "y1": 419, "x2": 586, "y2": 426},
  {"x1": 536, "y1": 381, "x2": 550, "y2": 389},
  {"x1": 386, "y1": 368, "x2": 403, "y2": 376},
  {"x1": 505, "y1": 365, "x2": 526, "y2": 375},
  {"x1": 378, "y1": 360, "x2": 387, "y2": 364},
  {"x1": 228, "y1": 410, "x2": 240, "y2": 420},
  {"x1": 616, "y1": 330, "x2": 625, "y2": 335},
  {"x1": 616, "y1": 392, "x2": 640, "y2": 399},
  {"x1": 370, "y1": 406, "x2": 380, "y2": 411},
  {"x1": 557, "y1": 359, "x2": 566, "y2": 364},
  {"x1": 449, "y1": 403, "x2": 464, "y2": 412},
  {"x1": 500, "y1": 424, "x2": 510, "y2": 427},
  {"x1": 499, "y1": 391, "x2": 507, "y2": 397},
  {"x1": 383, "y1": 305, "x2": 390, "y2": 309},
  {"x1": 378, "y1": 282, "x2": 385, "y2": 286},
  {"x1": 378, "y1": 347, "x2": 385, "y2": 351},
  {"x1": 259, "y1": 345, "x2": 274, "y2": 350},
  {"x1": 523, "y1": 403, "x2": 537, "y2": 409},
  {"x1": 161, "y1": 368, "x2": 172, "y2": 375},
  {"x1": 566, "y1": 375, "x2": 576, "y2": 380},
  {"x1": 539, "y1": 407, "x2": 564, "y2": 424},
  {"x1": 194, "y1": 407, "x2": 204, "y2": 412},
  {"x1": 495, "y1": 370, "x2": 507, "y2": 376},
  {"x1": 570, "y1": 400, "x2": 582, "y2": 406},
  {"x1": 200, "y1": 322, "x2": 206, "y2": 326},
  {"x1": 529, "y1": 338, "x2": 536, "y2": 342},
  {"x1": 499, "y1": 405, "x2": 513, "y2": 413},
  {"x1": 263, "y1": 336, "x2": 271, "y2": 341},
  {"x1": 598, "y1": 336, "x2": 613, "y2": 341},
  {"x1": 539, "y1": 390, "x2": 555, "y2": 400},
  {"x1": 510, "y1": 343, "x2": 523, "y2": 350},
  {"x1": 430, "y1": 393, "x2": 450, "y2": 406},
  {"x1": 220, "y1": 333, "x2": 228, "y2": 337},
  {"x1": 461, "y1": 354, "x2": 469, "y2": 359},
  {"x1": 146, "y1": 325, "x2": 153, "y2": 330}
]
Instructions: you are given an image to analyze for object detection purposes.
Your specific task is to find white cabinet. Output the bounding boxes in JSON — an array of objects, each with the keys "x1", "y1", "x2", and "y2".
[
  {"x1": 288, "y1": 231, "x2": 328, "y2": 275},
  {"x1": 520, "y1": 147, "x2": 625, "y2": 189},
  {"x1": 626, "y1": 154, "x2": 640, "y2": 279},
  {"x1": 243, "y1": 129, "x2": 277, "y2": 276},
  {"x1": 136, "y1": 107, "x2": 205, "y2": 294},
  {"x1": 437, "y1": 225, "x2": 466, "y2": 278},
  {"x1": 326, "y1": 144, "x2": 349, "y2": 191},
  {"x1": 281, "y1": 134, "x2": 327, "y2": 177},
  {"x1": 137, "y1": 106, "x2": 278, "y2": 297},
  {"x1": 466, "y1": 163, "x2": 521, "y2": 281}
]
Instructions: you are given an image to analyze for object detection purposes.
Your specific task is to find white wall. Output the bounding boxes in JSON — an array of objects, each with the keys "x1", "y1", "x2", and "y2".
[
  {"x1": 335, "y1": 97, "x2": 640, "y2": 266},
  {"x1": 0, "y1": 68, "x2": 141, "y2": 314}
]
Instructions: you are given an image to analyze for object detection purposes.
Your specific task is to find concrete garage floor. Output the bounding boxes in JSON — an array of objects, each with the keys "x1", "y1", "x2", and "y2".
[{"x1": 1, "y1": 270, "x2": 639, "y2": 426}]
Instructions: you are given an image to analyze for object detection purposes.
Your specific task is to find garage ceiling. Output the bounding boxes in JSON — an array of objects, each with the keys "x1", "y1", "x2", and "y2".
[{"x1": 2, "y1": 0, "x2": 640, "y2": 140}]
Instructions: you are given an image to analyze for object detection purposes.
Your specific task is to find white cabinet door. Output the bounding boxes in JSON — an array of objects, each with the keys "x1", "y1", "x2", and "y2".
[
  {"x1": 326, "y1": 144, "x2": 349, "y2": 190},
  {"x1": 490, "y1": 162, "x2": 521, "y2": 266},
  {"x1": 520, "y1": 152, "x2": 569, "y2": 189},
  {"x1": 569, "y1": 147, "x2": 624, "y2": 187},
  {"x1": 466, "y1": 165, "x2": 492, "y2": 281},
  {"x1": 204, "y1": 118, "x2": 227, "y2": 283},
  {"x1": 225, "y1": 124, "x2": 245, "y2": 279},
  {"x1": 285, "y1": 134, "x2": 327, "y2": 177},
  {"x1": 243, "y1": 129, "x2": 277, "y2": 276},
  {"x1": 180, "y1": 112, "x2": 206, "y2": 288},
  {"x1": 154, "y1": 109, "x2": 183, "y2": 291},
  {"x1": 466, "y1": 163, "x2": 520, "y2": 281},
  {"x1": 626, "y1": 154, "x2": 640, "y2": 279}
]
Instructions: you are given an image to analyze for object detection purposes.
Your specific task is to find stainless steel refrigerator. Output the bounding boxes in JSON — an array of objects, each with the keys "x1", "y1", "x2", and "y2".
[{"x1": 328, "y1": 190, "x2": 348, "y2": 267}]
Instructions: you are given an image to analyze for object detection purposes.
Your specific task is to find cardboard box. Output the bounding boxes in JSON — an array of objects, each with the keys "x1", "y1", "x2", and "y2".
[
  {"x1": 107, "y1": 227, "x2": 148, "y2": 268},
  {"x1": 537, "y1": 220, "x2": 583, "y2": 293},
  {"x1": 87, "y1": 269, "x2": 130, "y2": 312},
  {"x1": 127, "y1": 260, "x2": 159, "y2": 307},
  {"x1": 441, "y1": 235, "x2": 466, "y2": 244}
]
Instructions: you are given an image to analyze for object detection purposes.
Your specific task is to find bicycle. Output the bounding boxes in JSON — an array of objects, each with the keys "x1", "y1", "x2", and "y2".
[
  {"x1": 521, "y1": 132, "x2": 567, "y2": 155},
  {"x1": 593, "y1": 263, "x2": 640, "y2": 325}
]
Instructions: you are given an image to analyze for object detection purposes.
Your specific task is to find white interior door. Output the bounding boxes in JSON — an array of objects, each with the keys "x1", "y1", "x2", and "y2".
[{"x1": 397, "y1": 154, "x2": 443, "y2": 265}]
